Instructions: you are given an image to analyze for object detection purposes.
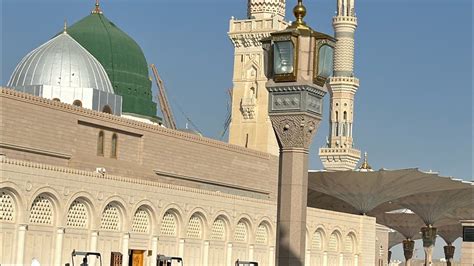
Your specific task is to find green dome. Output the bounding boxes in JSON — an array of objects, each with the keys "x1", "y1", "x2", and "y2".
[{"x1": 68, "y1": 9, "x2": 157, "y2": 118}]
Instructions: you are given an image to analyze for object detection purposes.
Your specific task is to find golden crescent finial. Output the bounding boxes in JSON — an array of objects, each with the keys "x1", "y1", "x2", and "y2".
[{"x1": 359, "y1": 152, "x2": 372, "y2": 170}]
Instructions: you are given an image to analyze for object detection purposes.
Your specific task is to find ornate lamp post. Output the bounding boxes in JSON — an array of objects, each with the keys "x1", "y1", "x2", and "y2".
[{"x1": 262, "y1": 1, "x2": 335, "y2": 265}]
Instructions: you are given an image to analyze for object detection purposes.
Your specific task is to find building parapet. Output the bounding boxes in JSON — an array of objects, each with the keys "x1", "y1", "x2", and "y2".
[{"x1": 0, "y1": 87, "x2": 273, "y2": 160}]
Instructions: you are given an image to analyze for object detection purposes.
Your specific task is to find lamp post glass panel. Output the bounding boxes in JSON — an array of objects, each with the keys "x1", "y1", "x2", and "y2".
[
  {"x1": 317, "y1": 45, "x2": 333, "y2": 79},
  {"x1": 274, "y1": 41, "x2": 294, "y2": 74}
]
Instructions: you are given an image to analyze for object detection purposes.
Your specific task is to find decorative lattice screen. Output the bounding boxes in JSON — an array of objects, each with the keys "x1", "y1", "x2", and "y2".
[{"x1": 29, "y1": 195, "x2": 52, "y2": 225}]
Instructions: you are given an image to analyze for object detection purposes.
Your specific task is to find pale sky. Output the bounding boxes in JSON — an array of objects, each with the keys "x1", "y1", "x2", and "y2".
[{"x1": 1, "y1": 0, "x2": 472, "y2": 262}]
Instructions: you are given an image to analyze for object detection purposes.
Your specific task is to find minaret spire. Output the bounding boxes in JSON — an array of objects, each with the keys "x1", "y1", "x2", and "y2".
[
  {"x1": 319, "y1": 0, "x2": 361, "y2": 171},
  {"x1": 92, "y1": 0, "x2": 103, "y2": 14}
]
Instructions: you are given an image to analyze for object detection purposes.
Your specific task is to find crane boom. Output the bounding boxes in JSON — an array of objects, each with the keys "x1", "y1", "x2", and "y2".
[{"x1": 150, "y1": 64, "x2": 177, "y2": 129}]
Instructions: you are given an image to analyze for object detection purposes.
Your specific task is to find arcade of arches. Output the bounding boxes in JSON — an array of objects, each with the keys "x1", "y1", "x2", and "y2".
[{"x1": 0, "y1": 158, "x2": 378, "y2": 266}]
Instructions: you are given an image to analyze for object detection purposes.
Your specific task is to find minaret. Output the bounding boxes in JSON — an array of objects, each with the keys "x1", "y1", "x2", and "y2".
[
  {"x1": 227, "y1": 0, "x2": 288, "y2": 155},
  {"x1": 319, "y1": 0, "x2": 361, "y2": 170}
]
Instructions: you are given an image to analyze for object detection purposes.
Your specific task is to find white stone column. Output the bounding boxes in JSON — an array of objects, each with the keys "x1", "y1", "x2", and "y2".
[
  {"x1": 461, "y1": 220, "x2": 474, "y2": 266},
  {"x1": 226, "y1": 243, "x2": 233, "y2": 266},
  {"x1": 358, "y1": 215, "x2": 376, "y2": 266},
  {"x1": 54, "y1": 227, "x2": 65, "y2": 265},
  {"x1": 151, "y1": 236, "x2": 158, "y2": 266},
  {"x1": 122, "y1": 233, "x2": 130, "y2": 266},
  {"x1": 269, "y1": 246, "x2": 275, "y2": 266},
  {"x1": 305, "y1": 249, "x2": 311, "y2": 266},
  {"x1": 88, "y1": 231, "x2": 99, "y2": 266},
  {"x1": 354, "y1": 254, "x2": 359, "y2": 266},
  {"x1": 339, "y1": 253, "x2": 344, "y2": 266},
  {"x1": 16, "y1": 224, "x2": 28, "y2": 265},
  {"x1": 178, "y1": 239, "x2": 185, "y2": 258},
  {"x1": 249, "y1": 244, "x2": 254, "y2": 261},
  {"x1": 323, "y1": 252, "x2": 328, "y2": 266},
  {"x1": 203, "y1": 240, "x2": 210, "y2": 266}
]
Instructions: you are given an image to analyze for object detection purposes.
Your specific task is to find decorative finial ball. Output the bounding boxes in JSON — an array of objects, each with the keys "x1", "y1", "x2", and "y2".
[{"x1": 293, "y1": 2, "x2": 306, "y2": 20}]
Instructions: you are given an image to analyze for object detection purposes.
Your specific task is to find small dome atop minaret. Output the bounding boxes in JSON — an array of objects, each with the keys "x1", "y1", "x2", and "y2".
[
  {"x1": 247, "y1": 0, "x2": 286, "y2": 19},
  {"x1": 358, "y1": 152, "x2": 373, "y2": 172}
]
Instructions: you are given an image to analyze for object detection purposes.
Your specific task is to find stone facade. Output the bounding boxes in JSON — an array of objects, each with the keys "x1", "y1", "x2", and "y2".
[{"x1": 0, "y1": 88, "x2": 384, "y2": 266}]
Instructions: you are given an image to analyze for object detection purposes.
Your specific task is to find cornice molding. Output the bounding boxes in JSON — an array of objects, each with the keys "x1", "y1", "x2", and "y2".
[{"x1": 0, "y1": 156, "x2": 273, "y2": 205}]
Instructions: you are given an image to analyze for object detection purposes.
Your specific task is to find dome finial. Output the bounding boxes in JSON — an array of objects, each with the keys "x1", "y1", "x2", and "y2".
[
  {"x1": 63, "y1": 19, "x2": 68, "y2": 33},
  {"x1": 92, "y1": 0, "x2": 103, "y2": 14},
  {"x1": 292, "y1": 0, "x2": 307, "y2": 27},
  {"x1": 359, "y1": 152, "x2": 372, "y2": 170}
]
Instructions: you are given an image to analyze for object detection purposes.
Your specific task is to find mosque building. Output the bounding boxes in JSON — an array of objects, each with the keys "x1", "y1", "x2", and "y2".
[{"x1": 1, "y1": 1, "x2": 472, "y2": 266}]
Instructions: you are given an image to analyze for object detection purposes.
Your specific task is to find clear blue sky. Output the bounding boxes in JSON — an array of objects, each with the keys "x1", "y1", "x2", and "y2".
[{"x1": 1, "y1": 0, "x2": 472, "y2": 260}]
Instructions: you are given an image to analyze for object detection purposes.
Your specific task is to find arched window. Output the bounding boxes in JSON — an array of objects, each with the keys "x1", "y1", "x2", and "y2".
[
  {"x1": 66, "y1": 200, "x2": 88, "y2": 228},
  {"x1": 312, "y1": 230, "x2": 323, "y2": 250},
  {"x1": 132, "y1": 207, "x2": 150, "y2": 233},
  {"x1": 210, "y1": 218, "x2": 226, "y2": 241},
  {"x1": 30, "y1": 195, "x2": 53, "y2": 225},
  {"x1": 0, "y1": 190, "x2": 15, "y2": 222},
  {"x1": 234, "y1": 221, "x2": 248, "y2": 242},
  {"x1": 100, "y1": 204, "x2": 120, "y2": 231},
  {"x1": 73, "y1": 100, "x2": 82, "y2": 107},
  {"x1": 186, "y1": 215, "x2": 203, "y2": 239},
  {"x1": 97, "y1": 131, "x2": 104, "y2": 156},
  {"x1": 343, "y1": 111, "x2": 347, "y2": 120},
  {"x1": 161, "y1": 212, "x2": 177, "y2": 237},
  {"x1": 102, "y1": 105, "x2": 112, "y2": 114},
  {"x1": 255, "y1": 224, "x2": 269, "y2": 245},
  {"x1": 111, "y1": 133, "x2": 118, "y2": 158},
  {"x1": 335, "y1": 111, "x2": 339, "y2": 121}
]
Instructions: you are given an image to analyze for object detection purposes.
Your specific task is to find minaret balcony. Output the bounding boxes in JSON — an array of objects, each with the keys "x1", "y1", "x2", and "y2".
[
  {"x1": 319, "y1": 147, "x2": 361, "y2": 157},
  {"x1": 229, "y1": 17, "x2": 288, "y2": 34},
  {"x1": 333, "y1": 16, "x2": 358, "y2": 23}
]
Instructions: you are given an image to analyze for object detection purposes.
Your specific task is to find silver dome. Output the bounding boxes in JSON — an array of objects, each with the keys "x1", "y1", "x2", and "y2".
[{"x1": 7, "y1": 31, "x2": 113, "y2": 93}]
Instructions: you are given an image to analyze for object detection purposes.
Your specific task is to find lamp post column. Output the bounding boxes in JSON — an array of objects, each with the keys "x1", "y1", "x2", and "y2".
[
  {"x1": 270, "y1": 112, "x2": 322, "y2": 266},
  {"x1": 263, "y1": 1, "x2": 334, "y2": 265}
]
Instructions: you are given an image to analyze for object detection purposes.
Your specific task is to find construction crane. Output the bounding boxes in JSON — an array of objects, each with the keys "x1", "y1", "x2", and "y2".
[
  {"x1": 220, "y1": 88, "x2": 233, "y2": 139},
  {"x1": 150, "y1": 64, "x2": 177, "y2": 129}
]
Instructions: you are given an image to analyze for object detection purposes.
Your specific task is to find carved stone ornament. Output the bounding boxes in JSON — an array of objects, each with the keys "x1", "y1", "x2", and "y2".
[
  {"x1": 230, "y1": 33, "x2": 271, "y2": 48},
  {"x1": 241, "y1": 97, "x2": 257, "y2": 119},
  {"x1": 270, "y1": 114, "x2": 321, "y2": 149}
]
